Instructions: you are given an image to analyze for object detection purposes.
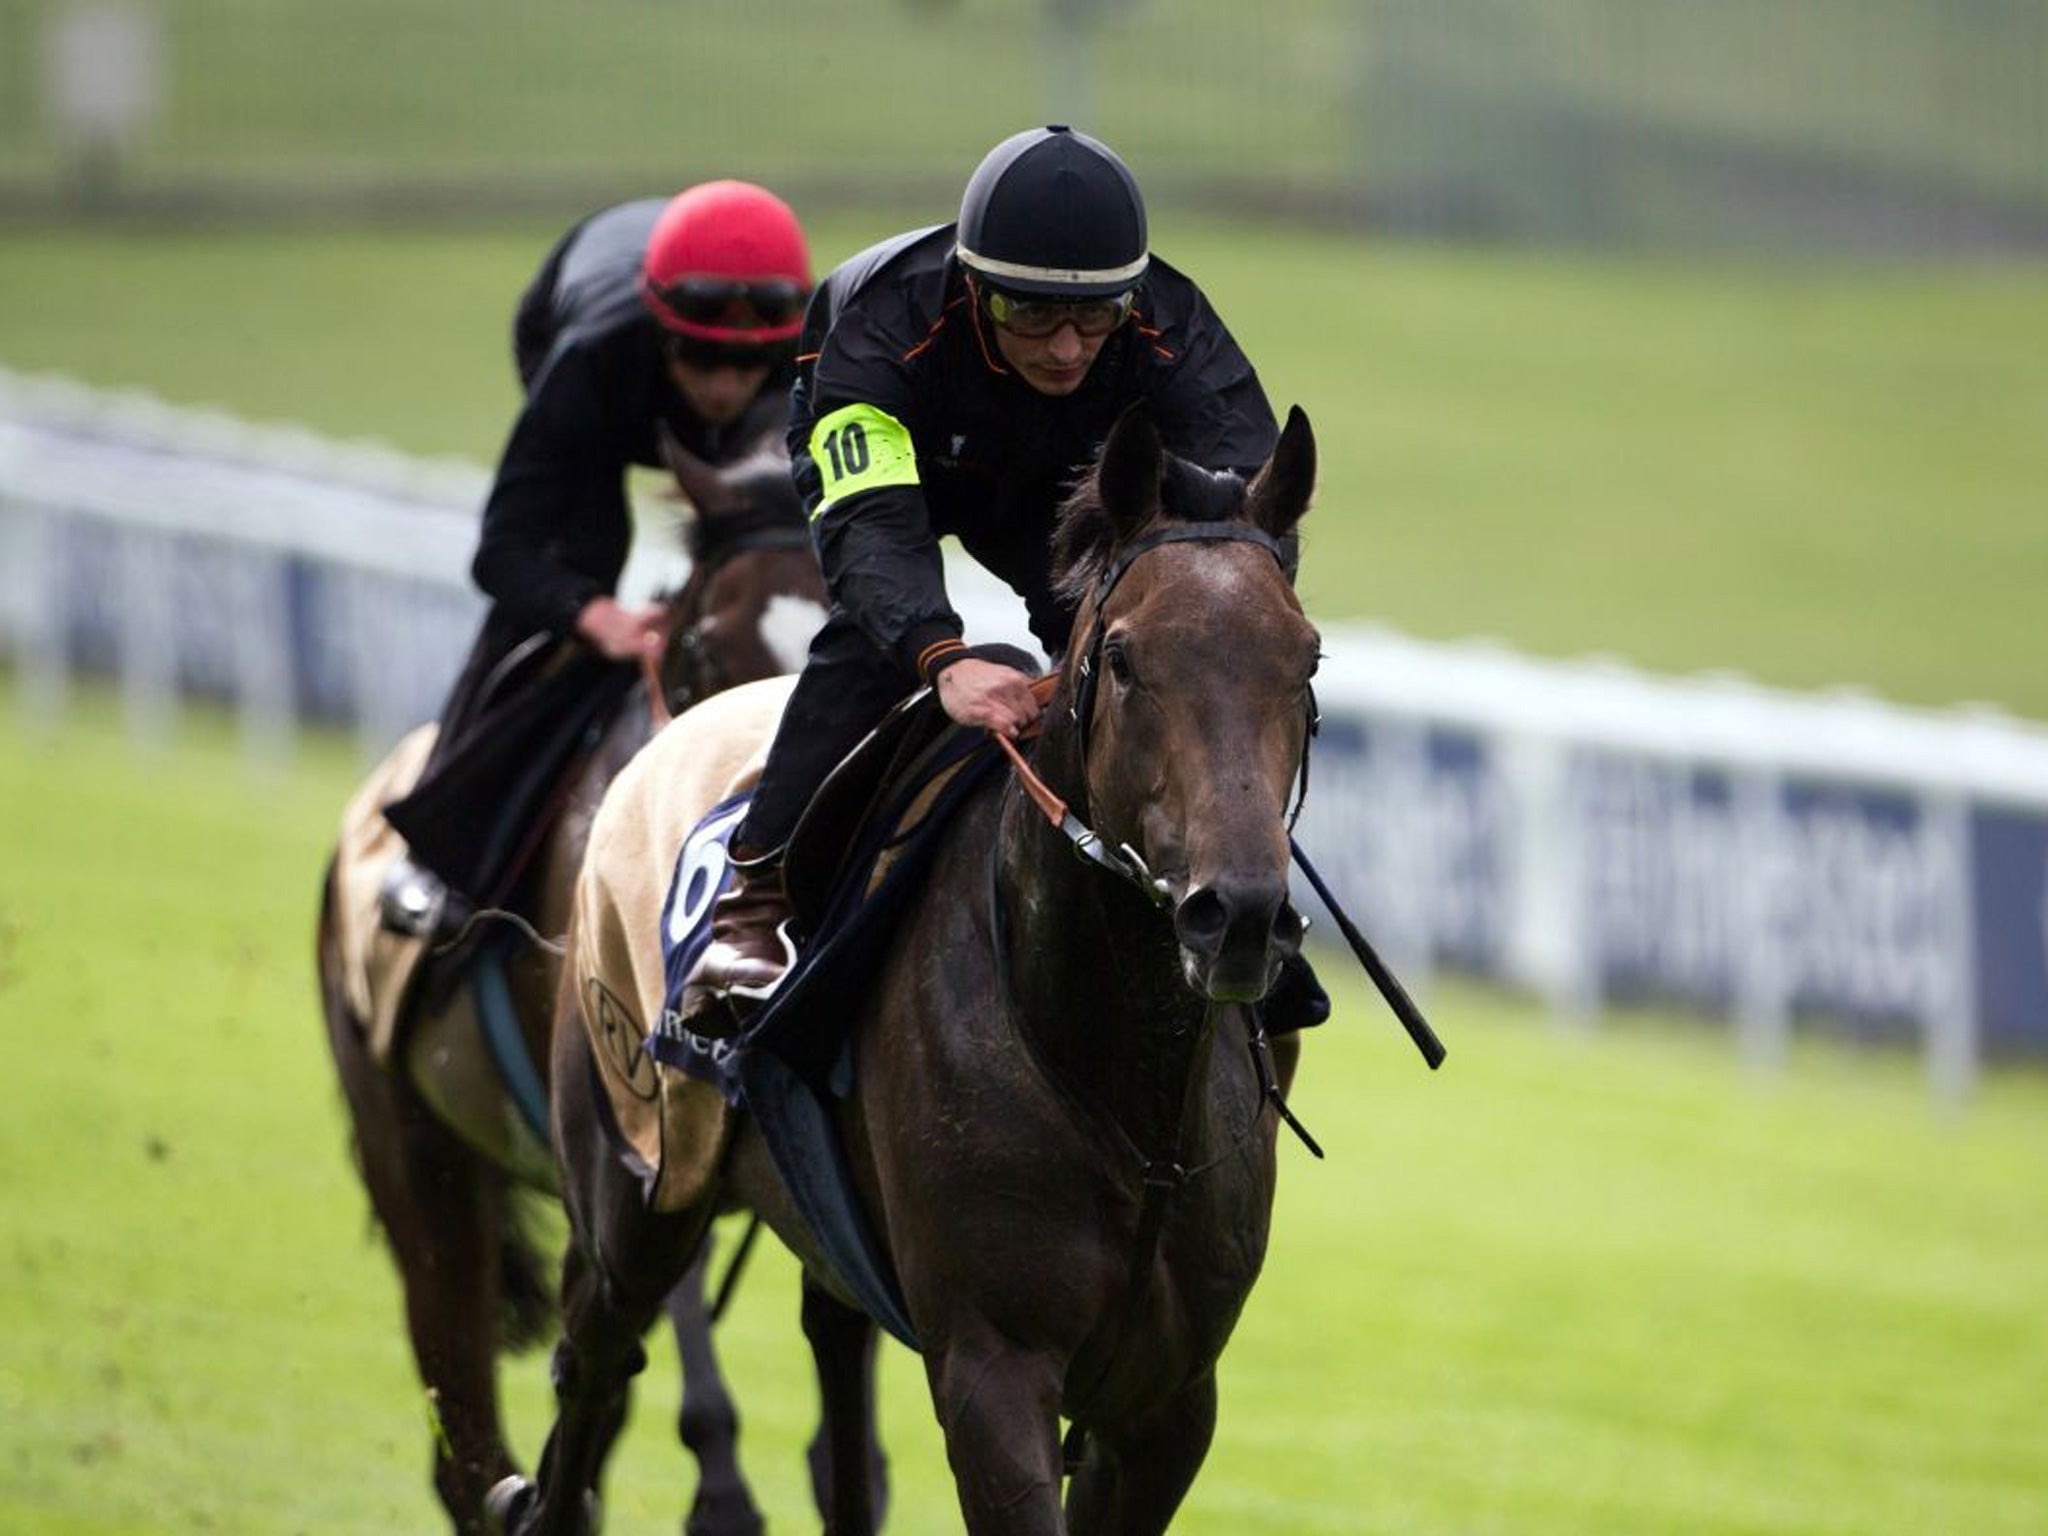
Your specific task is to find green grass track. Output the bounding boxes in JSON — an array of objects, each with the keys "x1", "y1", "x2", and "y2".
[{"x1": 3, "y1": 684, "x2": 2045, "y2": 1533}]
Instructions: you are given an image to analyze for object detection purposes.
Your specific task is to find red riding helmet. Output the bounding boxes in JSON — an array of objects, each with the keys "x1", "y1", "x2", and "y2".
[{"x1": 641, "y1": 180, "x2": 812, "y2": 351}]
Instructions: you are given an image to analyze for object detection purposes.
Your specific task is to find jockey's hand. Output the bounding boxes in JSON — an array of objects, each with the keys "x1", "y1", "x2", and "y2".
[
  {"x1": 937, "y1": 658, "x2": 1042, "y2": 738},
  {"x1": 576, "y1": 596, "x2": 667, "y2": 662}
]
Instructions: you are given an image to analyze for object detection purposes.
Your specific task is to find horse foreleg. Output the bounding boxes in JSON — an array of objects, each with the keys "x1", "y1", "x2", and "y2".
[
  {"x1": 801, "y1": 1272, "x2": 889, "y2": 1535},
  {"x1": 666, "y1": 1237, "x2": 764, "y2": 1536},
  {"x1": 323, "y1": 960, "x2": 517, "y2": 1533},
  {"x1": 1063, "y1": 1374, "x2": 1217, "y2": 1536},
  {"x1": 497, "y1": 1006, "x2": 714, "y2": 1535},
  {"x1": 495, "y1": 1239, "x2": 662, "y2": 1535},
  {"x1": 925, "y1": 1332, "x2": 1067, "y2": 1534}
]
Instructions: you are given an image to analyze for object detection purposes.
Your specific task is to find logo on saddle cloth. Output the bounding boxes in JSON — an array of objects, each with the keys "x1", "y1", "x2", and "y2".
[{"x1": 653, "y1": 790, "x2": 754, "y2": 1087}]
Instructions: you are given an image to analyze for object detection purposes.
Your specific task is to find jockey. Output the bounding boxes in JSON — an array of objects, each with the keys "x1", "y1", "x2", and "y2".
[
  {"x1": 679, "y1": 125, "x2": 1329, "y2": 1037},
  {"x1": 380, "y1": 181, "x2": 813, "y2": 937}
]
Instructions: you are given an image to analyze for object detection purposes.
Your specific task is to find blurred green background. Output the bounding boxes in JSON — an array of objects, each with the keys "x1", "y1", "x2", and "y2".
[
  {"x1": 3, "y1": 1, "x2": 2047, "y2": 1532},
  {"x1": 5, "y1": 0, "x2": 2046, "y2": 247},
  {"x1": 3, "y1": 0, "x2": 2047, "y2": 713}
]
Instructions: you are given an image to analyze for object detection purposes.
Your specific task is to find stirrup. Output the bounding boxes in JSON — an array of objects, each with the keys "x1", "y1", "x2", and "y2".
[{"x1": 377, "y1": 858, "x2": 470, "y2": 940}]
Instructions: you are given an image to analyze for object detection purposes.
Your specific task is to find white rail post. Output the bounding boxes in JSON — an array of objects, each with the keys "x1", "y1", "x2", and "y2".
[
  {"x1": 1924, "y1": 792, "x2": 1979, "y2": 1109},
  {"x1": 228, "y1": 543, "x2": 295, "y2": 772},
  {"x1": 114, "y1": 519, "x2": 177, "y2": 752},
  {"x1": 1734, "y1": 769, "x2": 1792, "y2": 1078},
  {"x1": 4, "y1": 499, "x2": 72, "y2": 733}
]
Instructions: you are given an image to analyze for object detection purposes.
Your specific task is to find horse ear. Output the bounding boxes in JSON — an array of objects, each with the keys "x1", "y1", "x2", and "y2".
[
  {"x1": 1247, "y1": 406, "x2": 1316, "y2": 537},
  {"x1": 658, "y1": 423, "x2": 731, "y2": 518},
  {"x1": 1096, "y1": 402, "x2": 1163, "y2": 540}
]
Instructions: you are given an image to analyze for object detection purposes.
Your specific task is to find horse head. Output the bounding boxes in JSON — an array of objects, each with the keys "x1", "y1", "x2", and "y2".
[
  {"x1": 1052, "y1": 403, "x2": 1321, "y2": 1005},
  {"x1": 658, "y1": 428, "x2": 826, "y2": 711}
]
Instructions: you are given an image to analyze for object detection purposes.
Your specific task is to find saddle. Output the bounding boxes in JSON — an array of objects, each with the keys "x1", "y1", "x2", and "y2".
[
  {"x1": 783, "y1": 642, "x2": 1048, "y2": 931},
  {"x1": 784, "y1": 686, "x2": 985, "y2": 934},
  {"x1": 651, "y1": 687, "x2": 1012, "y2": 1081}
]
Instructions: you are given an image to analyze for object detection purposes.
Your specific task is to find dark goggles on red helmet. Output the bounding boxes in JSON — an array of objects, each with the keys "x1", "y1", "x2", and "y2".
[
  {"x1": 981, "y1": 284, "x2": 1134, "y2": 339},
  {"x1": 665, "y1": 332, "x2": 803, "y2": 373},
  {"x1": 645, "y1": 276, "x2": 808, "y2": 343}
]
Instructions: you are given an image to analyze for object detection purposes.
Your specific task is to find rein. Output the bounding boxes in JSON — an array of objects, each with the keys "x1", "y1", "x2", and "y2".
[
  {"x1": 993, "y1": 520, "x2": 1315, "y2": 898},
  {"x1": 990, "y1": 689, "x2": 1173, "y2": 907},
  {"x1": 640, "y1": 511, "x2": 817, "y2": 729}
]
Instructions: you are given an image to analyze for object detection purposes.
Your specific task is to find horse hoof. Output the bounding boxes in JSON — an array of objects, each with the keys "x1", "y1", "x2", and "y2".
[
  {"x1": 486, "y1": 1476, "x2": 602, "y2": 1536},
  {"x1": 685, "y1": 1490, "x2": 765, "y2": 1536},
  {"x1": 484, "y1": 1476, "x2": 533, "y2": 1534}
]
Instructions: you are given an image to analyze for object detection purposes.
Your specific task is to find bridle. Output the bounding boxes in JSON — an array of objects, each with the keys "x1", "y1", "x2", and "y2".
[
  {"x1": 996, "y1": 514, "x2": 1440, "y2": 1074},
  {"x1": 994, "y1": 519, "x2": 1318, "y2": 908},
  {"x1": 642, "y1": 506, "x2": 815, "y2": 726},
  {"x1": 992, "y1": 512, "x2": 1440, "y2": 1071}
]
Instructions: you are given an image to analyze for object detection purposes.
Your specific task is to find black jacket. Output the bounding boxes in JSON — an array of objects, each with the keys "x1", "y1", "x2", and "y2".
[
  {"x1": 477, "y1": 199, "x2": 793, "y2": 636},
  {"x1": 788, "y1": 224, "x2": 1276, "y2": 677}
]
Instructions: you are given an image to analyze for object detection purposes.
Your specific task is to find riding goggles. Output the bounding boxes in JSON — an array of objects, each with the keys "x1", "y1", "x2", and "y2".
[
  {"x1": 981, "y1": 284, "x2": 1135, "y2": 339},
  {"x1": 665, "y1": 332, "x2": 782, "y2": 371},
  {"x1": 644, "y1": 276, "x2": 808, "y2": 343}
]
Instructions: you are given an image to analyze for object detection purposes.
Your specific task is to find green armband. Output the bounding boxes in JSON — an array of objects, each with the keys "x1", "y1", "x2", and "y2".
[{"x1": 807, "y1": 403, "x2": 919, "y2": 518}]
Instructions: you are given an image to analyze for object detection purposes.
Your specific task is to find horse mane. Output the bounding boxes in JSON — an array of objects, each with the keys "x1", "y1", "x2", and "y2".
[{"x1": 1051, "y1": 450, "x2": 1249, "y2": 605}]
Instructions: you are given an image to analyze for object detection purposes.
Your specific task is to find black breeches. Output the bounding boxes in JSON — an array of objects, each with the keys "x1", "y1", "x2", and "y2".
[
  {"x1": 383, "y1": 609, "x2": 634, "y2": 900},
  {"x1": 735, "y1": 608, "x2": 914, "y2": 856}
]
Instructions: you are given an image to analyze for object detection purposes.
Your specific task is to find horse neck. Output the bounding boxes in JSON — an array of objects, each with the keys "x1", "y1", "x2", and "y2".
[{"x1": 995, "y1": 727, "x2": 1221, "y2": 1160}]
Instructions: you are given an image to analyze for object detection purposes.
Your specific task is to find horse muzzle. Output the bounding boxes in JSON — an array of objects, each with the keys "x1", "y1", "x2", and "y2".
[{"x1": 1172, "y1": 878, "x2": 1304, "y2": 1003}]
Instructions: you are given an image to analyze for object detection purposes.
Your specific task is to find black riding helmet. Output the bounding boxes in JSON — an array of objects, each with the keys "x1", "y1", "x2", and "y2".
[{"x1": 954, "y1": 125, "x2": 1149, "y2": 299}]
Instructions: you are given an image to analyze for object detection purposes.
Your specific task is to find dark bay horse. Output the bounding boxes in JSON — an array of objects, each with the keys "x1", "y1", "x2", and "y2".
[
  {"x1": 512, "y1": 403, "x2": 1324, "y2": 1533},
  {"x1": 317, "y1": 437, "x2": 836, "y2": 1535}
]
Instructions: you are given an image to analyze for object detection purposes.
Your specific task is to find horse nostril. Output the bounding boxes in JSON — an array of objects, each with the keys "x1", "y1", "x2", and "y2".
[
  {"x1": 1271, "y1": 902, "x2": 1305, "y2": 952},
  {"x1": 1174, "y1": 887, "x2": 1230, "y2": 956}
]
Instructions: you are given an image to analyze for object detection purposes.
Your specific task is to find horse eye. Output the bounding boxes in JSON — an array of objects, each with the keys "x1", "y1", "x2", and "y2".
[{"x1": 1105, "y1": 642, "x2": 1134, "y2": 684}]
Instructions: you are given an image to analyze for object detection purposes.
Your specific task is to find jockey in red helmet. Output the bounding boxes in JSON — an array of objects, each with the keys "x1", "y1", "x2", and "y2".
[
  {"x1": 380, "y1": 182, "x2": 813, "y2": 937},
  {"x1": 641, "y1": 180, "x2": 811, "y2": 359}
]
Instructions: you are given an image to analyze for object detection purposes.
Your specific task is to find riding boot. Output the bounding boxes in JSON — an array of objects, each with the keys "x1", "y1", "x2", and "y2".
[{"x1": 677, "y1": 848, "x2": 796, "y2": 1039}]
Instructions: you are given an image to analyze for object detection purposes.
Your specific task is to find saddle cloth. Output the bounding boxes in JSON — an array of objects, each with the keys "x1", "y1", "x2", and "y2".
[
  {"x1": 571, "y1": 677, "x2": 794, "y2": 1212},
  {"x1": 573, "y1": 674, "x2": 1008, "y2": 1346}
]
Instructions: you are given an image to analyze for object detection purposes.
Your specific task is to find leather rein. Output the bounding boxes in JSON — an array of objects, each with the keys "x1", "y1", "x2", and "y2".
[
  {"x1": 1001, "y1": 516, "x2": 1445, "y2": 1072},
  {"x1": 640, "y1": 512, "x2": 816, "y2": 729}
]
